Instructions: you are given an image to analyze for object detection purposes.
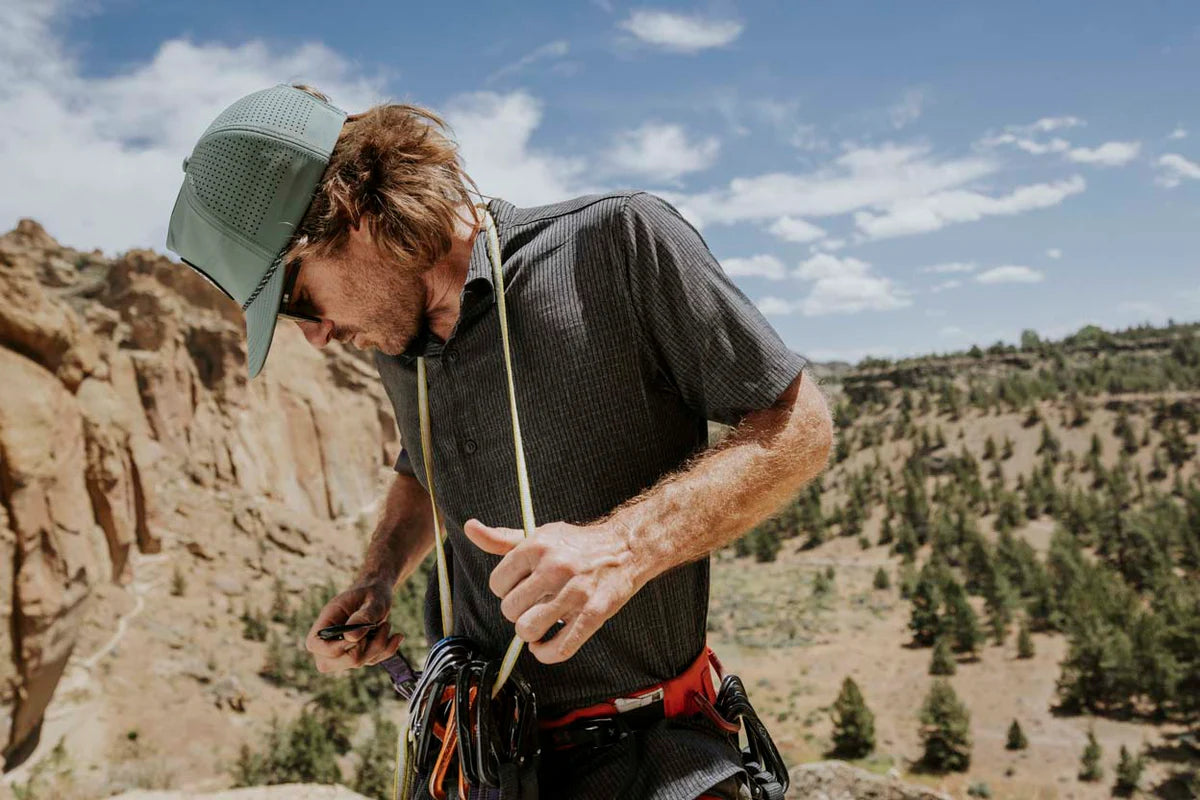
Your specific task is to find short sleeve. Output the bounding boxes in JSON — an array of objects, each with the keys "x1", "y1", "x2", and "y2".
[
  {"x1": 394, "y1": 445, "x2": 416, "y2": 476},
  {"x1": 621, "y1": 191, "x2": 807, "y2": 426}
]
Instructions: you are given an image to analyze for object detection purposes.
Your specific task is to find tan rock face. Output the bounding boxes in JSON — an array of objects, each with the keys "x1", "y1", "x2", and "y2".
[{"x1": 0, "y1": 220, "x2": 401, "y2": 770}]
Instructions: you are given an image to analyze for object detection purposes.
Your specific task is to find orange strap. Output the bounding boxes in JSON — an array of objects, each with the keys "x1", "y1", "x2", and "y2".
[{"x1": 539, "y1": 643, "x2": 731, "y2": 731}]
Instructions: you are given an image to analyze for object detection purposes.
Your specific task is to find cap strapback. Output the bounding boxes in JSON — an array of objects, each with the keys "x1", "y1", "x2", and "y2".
[{"x1": 166, "y1": 84, "x2": 348, "y2": 378}]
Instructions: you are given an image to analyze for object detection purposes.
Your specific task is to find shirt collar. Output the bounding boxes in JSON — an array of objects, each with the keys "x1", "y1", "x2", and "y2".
[{"x1": 399, "y1": 198, "x2": 509, "y2": 359}]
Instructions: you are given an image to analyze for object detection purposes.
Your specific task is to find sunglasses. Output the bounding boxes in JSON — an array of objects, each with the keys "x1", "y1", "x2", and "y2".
[{"x1": 277, "y1": 257, "x2": 322, "y2": 324}]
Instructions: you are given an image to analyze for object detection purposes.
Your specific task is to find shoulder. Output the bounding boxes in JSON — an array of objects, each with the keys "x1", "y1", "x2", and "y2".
[{"x1": 491, "y1": 189, "x2": 679, "y2": 233}]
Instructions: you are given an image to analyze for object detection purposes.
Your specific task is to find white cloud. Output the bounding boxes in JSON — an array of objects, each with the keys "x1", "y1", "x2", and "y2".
[
  {"x1": 0, "y1": 2, "x2": 385, "y2": 254},
  {"x1": 1168, "y1": 126, "x2": 1187, "y2": 140},
  {"x1": 486, "y1": 40, "x2": 570, "y2": 85},
  {"x1": 766, "y1": 216, "x2": 825, "y2": 243},
  {"x1": 1024, "y1": 116, "x2": 1085, "y2": 133},
  {"x1": 619, "y1": 10, "x2": 744, "y2": 53},
  {"x1": 443, "y1": 91, "x2": 590, "y2": 205},
  {"x1": 721, "y1": 254, "x2": 787, "y2": 280},
  {"x1": 1046, "y1": 248, "x2": 1062, "y2": 259},
  {"x1": 854, "y1": 176, "x2": 1086, "y2": 240},
  {"x1": 939, "y1": 325, "x2": 965, "y2": 337},
  {"x1": 673, "y1": 142, "x2": 997, "y2": 228},
  {"x1": 606, "y1": 122, "x2": 719, "y2": 182},
  {"x1": 0, "y1": 2, "x2": 597, "y2": 251},
  {"x1": 811, "y1": 238, "x2": 846, "y2": 252},
  {"x1": 919, "y1": 262, "x2": 976, "y2": 274},
  {"x1": 1065, "y1": 141, "x2": 1141, "y2": 166},
  {"x1": 975, "y1": 265, "x2": 1044, "y2": 284},
  {"x1": 981, "y1": 133, "x2": 1071, "y2": 155},
  {"x1": 890, "y1": 88, "x2": 927, "y2": 129},
  {"x1": 1155, "y1": 153, "x2": 1200, "y2": 188},
  {"x1": 755, "y1": 296, "x2": 796, "y2": 316},
  {"x1": 793, "y1": 253, "x2": 911, "y2": 314},
  {"x1": 930, "y1": 279, "x2": 962, "y2": 293}
]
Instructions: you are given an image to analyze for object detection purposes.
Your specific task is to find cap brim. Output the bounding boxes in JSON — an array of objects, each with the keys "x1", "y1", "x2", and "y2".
[{"x1": 243, "y1": 261, "x2": 287, "y2": 379}]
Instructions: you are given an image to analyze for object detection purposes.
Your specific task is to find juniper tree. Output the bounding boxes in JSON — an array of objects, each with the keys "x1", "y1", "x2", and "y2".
[
  {"x1": 1078, "y1": 727, "x2": 1103, "y2": 782},
  {"x1": 930, "y1": 637, "x2": 956, "y2": 675},
  {"x1": 1162, "y1": 419, "x2": 1195, "y2": 469},
  {"x1": 873, "y1": 567, "x2": 890, "y2": 590},
  {"x1": 829, "y1": 676, "x2": 876, "y2": 758},
  {"x1": 1113, "y1": 743, "x2": 1144, "y2": 796},
  {"x1": 983, "y1": 435, "x2": 997, "y2": 461},
  {"x1": 1016, "y1": 620, "x2": 1035, "y2": 658},
  {"x1": 908, "y1": 572, "x2": 944, "y2": 646},
  {"x1": 918, "y1": 678, "x2": 972, "y2": 772},
  {"x1": 352, "y1": 711, "x2": 399, "y2": 799},
  {"x1": 1005, "y1": 719, "x2": 1028, "y2": 750},
  {"x1": 945, "y1": 581, "x2": 983, "y2": 656}
]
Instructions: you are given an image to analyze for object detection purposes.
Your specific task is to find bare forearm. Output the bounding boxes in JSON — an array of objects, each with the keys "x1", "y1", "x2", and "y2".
[
  {"x1": 353, "y1": 472, "x2": 436, "y2": 590},
  {"x1": 603, "y1": 372, "x2": 833, "y2": 584}
]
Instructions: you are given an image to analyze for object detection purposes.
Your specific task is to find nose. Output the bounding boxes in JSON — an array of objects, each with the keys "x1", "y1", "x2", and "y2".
[{"x1": 298, "y1": 318, "x2": 334, "y2": 349}]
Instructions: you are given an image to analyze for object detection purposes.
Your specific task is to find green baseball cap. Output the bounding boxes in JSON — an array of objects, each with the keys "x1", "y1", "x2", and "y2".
[{"x1": 166, "y1": 84, "x2": 348, "y2": 378}]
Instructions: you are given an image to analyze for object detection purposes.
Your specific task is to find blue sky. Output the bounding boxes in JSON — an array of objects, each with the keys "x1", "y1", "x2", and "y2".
[{"x1": 1, "y1": 1, "x2": 1198, "y2": 364}]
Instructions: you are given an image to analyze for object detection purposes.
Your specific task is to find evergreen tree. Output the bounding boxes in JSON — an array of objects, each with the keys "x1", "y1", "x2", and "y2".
[
  {"x1": 1113, "y1": 743, "x2": 1144, "y2": 796},
  {"x1": 1016, "y1": 621, "x2": 1035, "y2": 659},
  {"x1": 352, "y1": 711, "x2": 399, "y2": 799},
  {"x1": 261, "y1": 631, "x2": 288, "y2": 685},
  {"x1": 873, "y1": 567, "x2": 890, "y2": 590},
  {"x1": 269, "y1": 576, "x2": 290, "y2": 623},
  {"x1": 908, "y1": 572, "x2": 944, "y2": 646},
  {"x1": 1078, "y1": 727, "x2": 1103, "y2": 782},
  {"x1": 930, "y1": 637, "x2": 956, "y2": 675},
  {"x1": 1001, "y1": 434, "x2": 1014, "y2": 460},
  {"x1": 982, "y1": 435, "x2": 997, "y2": 461},
  {"x1": 945, "y1": 581, "x2": 983, "y2": 656},
  {"x1": 918, "y1": 679, "x2": 972, "y2": 772},
  {"x1": 1162, "y1": 419, "x2": 1195, "y2": 469},
  {"x1": 1005, "y1": 719, "x2": 1028, "y2": 751},
  {"x1": 829, "y1": 676, "x2": 876, "y2": 759}
]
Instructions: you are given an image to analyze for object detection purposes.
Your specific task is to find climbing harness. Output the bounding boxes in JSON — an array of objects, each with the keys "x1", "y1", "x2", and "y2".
[{"x1": 375, "y1": 202, "x2": 789, "y2": 800}]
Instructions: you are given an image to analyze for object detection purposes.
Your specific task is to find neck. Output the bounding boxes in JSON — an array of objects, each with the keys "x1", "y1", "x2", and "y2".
[{"x1": 423, "y1": 204, "x2": 482, "y2": 341}]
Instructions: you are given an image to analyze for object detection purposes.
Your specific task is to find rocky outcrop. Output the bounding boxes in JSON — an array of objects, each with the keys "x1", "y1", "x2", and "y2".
[
  {"x1": 788, "y1": 761, "x2": 954, "y2": 799},
  {"x1": 0, "y1": 220, "x2": 401, "y2": 770}
]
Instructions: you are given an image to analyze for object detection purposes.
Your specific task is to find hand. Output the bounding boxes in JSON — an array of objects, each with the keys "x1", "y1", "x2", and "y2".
[
  {"x1": 463, "y1": 518, "x2": 645, "y2": 665},
  {"x1": 305, "y1": 581, "x2": 404, "y2": 673}
]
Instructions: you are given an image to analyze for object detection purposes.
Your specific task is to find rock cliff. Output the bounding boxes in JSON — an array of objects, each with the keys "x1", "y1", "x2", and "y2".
[{"x1": 0, "y1": 220, "x2": 400, "y2": 771}]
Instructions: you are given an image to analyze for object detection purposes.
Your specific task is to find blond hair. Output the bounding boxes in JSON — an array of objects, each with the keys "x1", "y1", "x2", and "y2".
[{"x1": 283, "y1": 84, "x2": 482, "y2": 270}]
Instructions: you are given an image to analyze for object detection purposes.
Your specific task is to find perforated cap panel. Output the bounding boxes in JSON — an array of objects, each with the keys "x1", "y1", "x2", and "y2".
[
  {"x1": 205, "y1": 86, "x2": 314, "y2": 136},
  {"x1": 188, "y1": 135, "x2": 306, "y2": 240}
]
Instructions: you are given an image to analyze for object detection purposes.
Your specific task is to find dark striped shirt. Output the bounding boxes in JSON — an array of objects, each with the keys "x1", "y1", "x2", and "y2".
[{"x1": 374, "y1": 190, "x2": 806, "y2": 799}]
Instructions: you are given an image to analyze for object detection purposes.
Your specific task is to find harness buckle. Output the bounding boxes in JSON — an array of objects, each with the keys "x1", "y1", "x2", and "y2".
[{"x1": 613, "y1": 686, "x2": 664, "y2": 714}]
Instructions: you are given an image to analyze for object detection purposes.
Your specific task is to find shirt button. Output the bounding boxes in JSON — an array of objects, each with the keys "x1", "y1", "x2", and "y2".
[
  {"x1": 463, "y1": 439, "x2": 478, "y2": 454},
  {"x1": 446, "y1": 349, "x2": 459, "y2": 363}
]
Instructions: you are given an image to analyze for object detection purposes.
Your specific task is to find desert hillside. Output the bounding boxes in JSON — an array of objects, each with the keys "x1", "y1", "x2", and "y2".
[{"x1": 0, "y1": 219, "x2": 1196, "y2": 800}]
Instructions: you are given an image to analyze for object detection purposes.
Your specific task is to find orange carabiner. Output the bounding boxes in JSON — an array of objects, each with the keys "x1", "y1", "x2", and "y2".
[{"x1": 429, "y1": 691, "x2": 459, "y2": 800}]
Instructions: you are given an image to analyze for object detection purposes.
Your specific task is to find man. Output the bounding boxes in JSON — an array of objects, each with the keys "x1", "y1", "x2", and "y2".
[{"x1": 167, "y1": 84, "x2": 833, "y2": 800}]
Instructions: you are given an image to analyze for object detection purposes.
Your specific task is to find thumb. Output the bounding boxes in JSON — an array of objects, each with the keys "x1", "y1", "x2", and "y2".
[
  {"x1": 463, "y1": 518, "x2": 523, "y2": 556},
  {"x1": 344, "y1": 596, "x2": 385, "y2": 643}
]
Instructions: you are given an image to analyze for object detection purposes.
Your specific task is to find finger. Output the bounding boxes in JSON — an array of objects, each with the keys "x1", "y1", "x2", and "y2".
[
  {"x1": 489, "y1": 544, "x2": 537, "y2": 598},
  {"x1": 463, "y1": 519, "x2": 523, "y2": 556},
  {"x1": 364, "y1": 633, "x2": 404, "y2": 666},
  {"x1": 513, "y1": 581, "x2": 587, "y2": 644},
  {"x1": 499, "y1": 570, "x2": 554, "y2": 624},
  {"x1": 529, "y1": 606, "x2": 602, "y2": 665},
  {"x1": 305, "y1": 593, "x2": 359, "y2": 652}
]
